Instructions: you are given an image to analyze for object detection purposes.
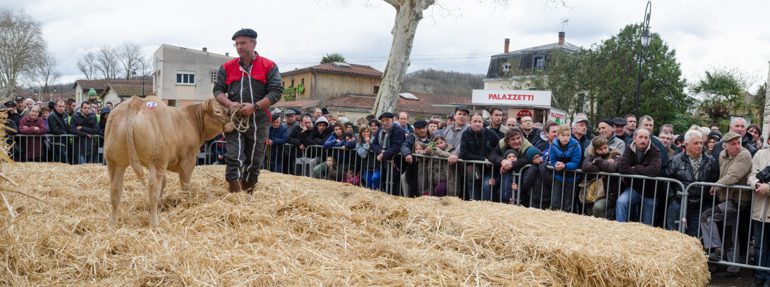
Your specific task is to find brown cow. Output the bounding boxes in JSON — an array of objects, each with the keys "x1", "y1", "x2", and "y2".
[{"x1": 105, "y1": 96, "x2": 229, "y2": 227}]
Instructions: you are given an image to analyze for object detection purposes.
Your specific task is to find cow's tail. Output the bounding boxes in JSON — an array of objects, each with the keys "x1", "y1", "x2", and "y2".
[{"x1": 126, "y1": 116, "x2": 145, "y2": 184}]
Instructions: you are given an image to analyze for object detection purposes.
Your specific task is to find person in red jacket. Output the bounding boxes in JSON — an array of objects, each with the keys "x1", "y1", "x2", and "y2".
[
  {"x1": 18, "y1": 105, "x2": 47, "y2": 161},
  {"x1": 213, "y1": 28, "x2": 283, "y2": 193}
]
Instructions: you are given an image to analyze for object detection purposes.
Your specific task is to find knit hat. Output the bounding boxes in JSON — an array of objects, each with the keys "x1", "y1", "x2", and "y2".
[
  {"x1": 708, "y1": 131, "x2": 722, "y2": 142},
  {"x1": 503, "y1": 149, "x2": 518, "y2": 160},
  {"x1": 524, "y1": 147, "x2": 541, "y2": 162}
]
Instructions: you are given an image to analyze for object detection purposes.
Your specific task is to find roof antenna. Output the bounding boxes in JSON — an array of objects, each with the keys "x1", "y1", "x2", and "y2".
[{"x1": 561, "y1": 18, "x2": 569, "y2": 32}]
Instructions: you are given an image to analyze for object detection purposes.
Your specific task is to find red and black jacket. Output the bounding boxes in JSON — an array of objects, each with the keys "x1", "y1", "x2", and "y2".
[{"x1": 213, "y1": 53, "x2": 283, "y2": 106}]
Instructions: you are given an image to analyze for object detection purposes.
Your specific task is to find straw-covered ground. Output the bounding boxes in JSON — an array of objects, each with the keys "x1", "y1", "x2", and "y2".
[{"x1": 0, "y1": 163, "x2": 708, "y2": 286}]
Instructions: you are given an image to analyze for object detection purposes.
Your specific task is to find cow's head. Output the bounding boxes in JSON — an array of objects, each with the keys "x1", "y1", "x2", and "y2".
[{"x1": 201, "y1": 98, "x2": 230, "y2": 139}]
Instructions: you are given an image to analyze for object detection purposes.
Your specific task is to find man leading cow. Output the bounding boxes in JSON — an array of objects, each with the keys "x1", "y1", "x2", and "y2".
[{"x1": 213, "y1": 28, "x2": 283, "y2": 193}]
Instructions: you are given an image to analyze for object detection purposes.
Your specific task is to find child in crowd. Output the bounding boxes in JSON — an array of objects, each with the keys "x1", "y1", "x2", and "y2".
[
  {"x1": 323, "y1": 156, "x2": 337, "y2": 181},
  {"x1": 549, "y1": 124, "x2": 582, "y2": 213},
  {"x1": 343, "y1": 169, "x2": 360, "y2": 186},
  {"x1": 424, "y1": 136, "x2": 453, "y2": 196}
]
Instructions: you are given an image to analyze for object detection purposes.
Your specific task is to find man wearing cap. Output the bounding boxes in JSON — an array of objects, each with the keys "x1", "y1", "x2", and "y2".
[
  {"x1": 711, "y1": 117, "x2": 758, "y2": 162},
  {"x1": 401, "y1": 119, "x2": 431, "y2": 197},
  {"x1": 572, "y1": 118, "x2": 592, "y2": 156},
  {"x1": 598, "y1": 119, "x2": 625, "y2": 155},
  {"x1": 700, "y1": 131, "x2": 752, "y2": 277},
  {"x1": 371, "y1": 112, "x2": 405, "y2": 195},
  {"x1": 213, "y1": 28, "x2": 283, "y2": 193},
  {"x1": 442, "y1": 107, "x2": 470, "y2": 197},
  {"x1": 611, "y1": 117, "x2": 629, "y2": 143}
]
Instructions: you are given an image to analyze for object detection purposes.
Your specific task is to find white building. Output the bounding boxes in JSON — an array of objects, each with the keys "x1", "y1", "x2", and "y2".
[{"x1": 152, "y1": 44, "x2": 233, "y2": 107}]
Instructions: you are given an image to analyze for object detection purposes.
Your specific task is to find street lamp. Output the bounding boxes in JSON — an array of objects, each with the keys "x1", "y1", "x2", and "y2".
[{"x1": 634, "y1": 0, "x2": 652, "y2": 117}]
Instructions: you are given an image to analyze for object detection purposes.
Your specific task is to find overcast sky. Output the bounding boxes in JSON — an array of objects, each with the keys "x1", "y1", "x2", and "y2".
[{"x1": 5, "y1": 0, "x2": 770, "y2": 91}]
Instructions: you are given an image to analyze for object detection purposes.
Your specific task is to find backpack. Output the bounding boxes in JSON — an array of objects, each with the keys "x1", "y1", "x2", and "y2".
[{"x1": 579, "y1": 176, "x2": 606, "y2": 203}]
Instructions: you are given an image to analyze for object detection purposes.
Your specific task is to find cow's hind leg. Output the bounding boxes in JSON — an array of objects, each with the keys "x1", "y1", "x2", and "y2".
[
  {"x1": 108, "y1": 163, "x2": 127, "y2": 228},
  {"x1": 147, "y1": 167, "x2": 165, "y2": 226},
  {"x1": 179, "y1": 161, "x2": 194, "y2": 193}
]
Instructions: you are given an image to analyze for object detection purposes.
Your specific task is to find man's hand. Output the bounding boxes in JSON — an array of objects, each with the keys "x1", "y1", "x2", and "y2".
[
  {"x1": 239, "y1": 103, "x2": 255, "y2": 117},
  {"x1": 448, "y1": 154, "x2": 458, "y2": 164},
  {"x1": 405, "y1": 154, "x2": 413, "y2": 163},
  {"x1": 267, "y1": 139, "x2": 273, "y2": 145},
  {"x1": 299, "y1": 144, "x2": 305, "y2": 150},
  {"x1": 377, "y1": 153, "x2": 384, "y2": 161},
  {"x1": 86, "y1": 134, "x2": 93, "y2": 139},
  {"x1": 501, "y1": 159, "x2": 513, "y2": 173},
  {"x1": 758, "y1": 183, "x2": 770, "y2": 196},
  {"x1": 709, "y1": 187, "x2": 716, "y2": 196}
]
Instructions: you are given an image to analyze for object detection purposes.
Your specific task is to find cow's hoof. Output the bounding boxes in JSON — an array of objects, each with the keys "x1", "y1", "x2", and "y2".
[{"x1": 228, "y1": 181, "x2": 241, "y2": 193}]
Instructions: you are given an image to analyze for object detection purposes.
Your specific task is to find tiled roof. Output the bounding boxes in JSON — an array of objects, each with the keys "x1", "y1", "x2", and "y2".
[
  {"x1": 106, "y1": 83, "x2": 149, "y2": 97},
  {"x1": 281, "y1": 63, "x2": 383, "y2": 78},
  {"x1": 74, "y1": 79, "x2": 147, "y2": 92},
  {"x1": 325, "y1": 92, "x2": 470, "y2": 115}
]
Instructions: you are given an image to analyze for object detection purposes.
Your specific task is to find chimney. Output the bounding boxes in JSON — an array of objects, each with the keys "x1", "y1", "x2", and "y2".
[
  {"x1": 202, "y1": 47, "x2": 207, "y2": 52},
  {"x1": 225, "y1": 52, "x2": 229, "y2": 57},
  {"x1": 504, "y1": 38, "x2": 510, "y2": 53},
  {"x1": 558, "y1": 32, "x2": 565, "y2": 45}
]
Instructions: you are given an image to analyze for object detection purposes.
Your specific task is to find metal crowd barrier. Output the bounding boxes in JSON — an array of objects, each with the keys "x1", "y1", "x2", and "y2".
[
  {"x1": 9, "y1": 134, "x2": 104, "y2": 164},
  {"x1": 684, "y1": 182, "x2": 762, "y2": 271}
]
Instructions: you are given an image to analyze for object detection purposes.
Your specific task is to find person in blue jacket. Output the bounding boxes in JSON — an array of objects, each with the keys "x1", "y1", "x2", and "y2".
[
  {"x1": 549, "y1": 124, "x2": 583, "y2": 213},
  {"x1": 267, "y1": 114, "x2": 288, "y2": 172},
  {"x1": 371, "y1": 112, "x2": 406, "y2": 195}
]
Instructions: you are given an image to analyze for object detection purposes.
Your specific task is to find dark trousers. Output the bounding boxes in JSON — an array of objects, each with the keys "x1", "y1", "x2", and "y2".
[{"x1": 224, "y1": 111, "x2": 269, "y2": 184}]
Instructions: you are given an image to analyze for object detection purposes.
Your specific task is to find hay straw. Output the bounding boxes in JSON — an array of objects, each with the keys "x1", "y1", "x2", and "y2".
[{"x1": 0, "y1": 163, "x2": 709, "y2": 286}]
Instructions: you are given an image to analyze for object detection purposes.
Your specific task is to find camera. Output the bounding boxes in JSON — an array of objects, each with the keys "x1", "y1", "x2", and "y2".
[{"x1": 757, "y1": 166, "x2": 770, "y2": 184}]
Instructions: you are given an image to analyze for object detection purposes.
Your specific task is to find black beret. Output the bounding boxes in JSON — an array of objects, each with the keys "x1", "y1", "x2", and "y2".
[
  {"x1": 232, "y1": 28, "x2": 257, "y2": 40},
  {"x1": 284, "y1": 109, "x2": 297, "y2": 116},
  {"x1": 454, "y1": 106, "x2": 470, "y2": 114},
  {"x1": 612, "y1": 117, "x2": 627, "y2": 127},
  {"x1": 600, "y1": 118, "x2": 614, "y2": 126},
  {"x1": 378, "y1": 112, "x2": 395, "y2": 120},
  {"x1": 413, "y1": 120, "x2": 428, "y2": 129},
  {"x1": 321, "y1": 108, "x2": 330, "y2": 115}
]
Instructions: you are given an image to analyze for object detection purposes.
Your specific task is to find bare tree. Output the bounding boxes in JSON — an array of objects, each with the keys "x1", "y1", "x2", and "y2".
[
  {"x1": 95, "y1": 45, "x2": 121, "y2": 80},
  {"x1": 76, "y1": 51, "x2": 97, "y2": 80},
  {"x1": 371, "y1": 0, "x2": 435, "y2": 116},
  {"x1": 0, "y1": 9, "x2": 46, "y2": 98},
  {"x1": 34, "y1": 54, "x2": 60, "y2": 94},
  {"x1": 118, "y1": 42, "x2": 143, "y2": 80}
]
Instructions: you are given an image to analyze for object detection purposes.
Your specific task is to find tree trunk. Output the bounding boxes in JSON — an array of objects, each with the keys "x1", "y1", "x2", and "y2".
[
  {"x1": 372, "y1": 0, "x2": 434, "y2": 116},
  {"x1": 763, "y1": 61, "x2": 770, "y2": 146}
]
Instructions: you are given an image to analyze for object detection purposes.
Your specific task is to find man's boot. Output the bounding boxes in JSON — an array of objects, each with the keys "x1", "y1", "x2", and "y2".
[
  {"x1": 241, "y1": 180, "x2": 256, "y2": 194},
  {"x1": 228, "y1": 181, "x2": 241, "y2": 193}
]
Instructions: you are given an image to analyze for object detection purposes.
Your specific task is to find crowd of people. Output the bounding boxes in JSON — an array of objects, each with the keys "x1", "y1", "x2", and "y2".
[
  {"x1": 261, "y1": 106, "x2": 770, "y2": 283},
  {"x1": 3, "y1": 95, "x2": 111, "y2": 163}
]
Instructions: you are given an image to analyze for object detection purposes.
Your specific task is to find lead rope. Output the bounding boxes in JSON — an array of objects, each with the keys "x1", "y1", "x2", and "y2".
[{"x1": 230, "y1": 104, "x2": 250, "y2": 133}]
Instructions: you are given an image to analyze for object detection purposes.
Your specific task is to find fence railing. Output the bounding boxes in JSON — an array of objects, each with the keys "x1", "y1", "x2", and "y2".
[{"x1": 9, "y1": 134, "x2": 770, "y2": 273}]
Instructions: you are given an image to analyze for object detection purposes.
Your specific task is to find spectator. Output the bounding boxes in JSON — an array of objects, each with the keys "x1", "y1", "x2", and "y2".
[
  {"x1": 639, "y1": 115, "x2": 670, "y2": 172},
  {"x1": 597, "y1": 119, "x2": 625, "y2": 155},
  {"x1": 706, "y1": 131, "x2": 721, "y2": 154},
  {"x1": 505, "y1": 117, "x2": 518, "y2": 130},
  {"x1": 701, "y1": 131, "x2": 752, "y2": 277},
  {"x1": 40, "y1": 106, "x2": 50, "y2": 131},
  {"x1": 70, "y1": 102, "x2": 99, "y2": 164},
  {"x1": 571, "y1": 118, "x2": 592, "y2": 155},
  {"x1": 356, "y1": 117, "x2": 368, "y2": 132},
  {"x1": 748, "y1": 142, "x2": 770, "y2": 286},
  {"x1": 488, "y1": 128, "x2": 542, "y2": 204},
  {"x1": 427, "y1": 120, "x2": 439, "y2": 136},
  {"x1": 46, "y1": 99, "x2": 69, "y2": 162},
  {"x1": 661, "y1": 123, "x2": 674, "y2": 135},
  {"x1": 344, "y1": 122, "x2": 356, "y2": 135},
  {"x1": 300, "y1": 116, "x2": 332, "y2": 174},
  {"x1": 442, "y1": 107, "x2": 470, "y2": 197},
  {"x1": 460, "y1": 113, "x2": 500, "y2": 201},
  {"x1": 398, "y1": 111, "x2": 413, "y2": 136},
  {"x1": 356, "y1": 127, "x2": 380, "y2": 190},
  {"x1": 371, "y1": 112, "x2": 405, "y2": 195},
  {"x1": 624, "y1": 114, "x2": 637, "y2": 142},
  {"x1": 748, "y1": 124, "x2": 763, "y2": 149},
  {"x1": 549, "y1": 124, "x2": 582, "y2": 212},
  {"x1": 657, "y1": 132, "x2": 676, "y2": 159},
  {"x1": 312, "y1": 108, "x2": 322, "y2": 121},
  {"x1": 530, "y1": 121, "x2": 559, "y2": 209},
  {"x1": 582, "y1": 136, "x2": 621, "y2": 218},
  {"x1": 519, "y1": 116, "x2": 540, "y2": 145},
  {"x1": 283, "y1": 109, "x2": 299, "y2": 131},
  {"x1": 487, "y1": 107, "x2": 507, "y2": 139},
  {"x1": 402, "y1": 120, "x2": 431, "y2": 197},
  {"x1": 287, "y1": 114, "x2": 313, "y2": 175},
  {"x1": 424, "y1": 135, "x2": 453, "y2": 196},
  {"x1": 317, "y1": 122, "x2": 355, "y2": 179},
  {"x1": 312, "y1": 156, "x2": 337, "y2": 181},
  {"x1": 616, "y1": 128, "x2": 661, "y2": 225},
  {"x1": 66, "y1": 98, "x2": 76, "y2": 119},
  {"x1": 18, "y1": 105, "x2": 46, "y2": 161},
  {"x1": 268, "y1": 114, "x2": 289, "y2": 172},
  {"x1": 710, "y1": 124, "x2": 721, "y2": 133},
  {"x1": 612, "y1": 117, "x2": 629, "y2": 143},
  {"x1": 368, "y1": 119, "x2": 381, "y2": 133},
  {"x1": 98, "y1": 107, "x2": 110, "y2": 135},
  {"x1": 343, "y1": 168, "x2": 360, "y2": 186},
  {"x1": 664, "y1": 130, "x2": 718, "y2": 236}
]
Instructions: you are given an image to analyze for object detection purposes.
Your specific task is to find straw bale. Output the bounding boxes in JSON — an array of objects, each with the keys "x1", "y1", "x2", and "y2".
[{"x1": 0, "y1": 163, "x2": 709, "y2": 286}]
